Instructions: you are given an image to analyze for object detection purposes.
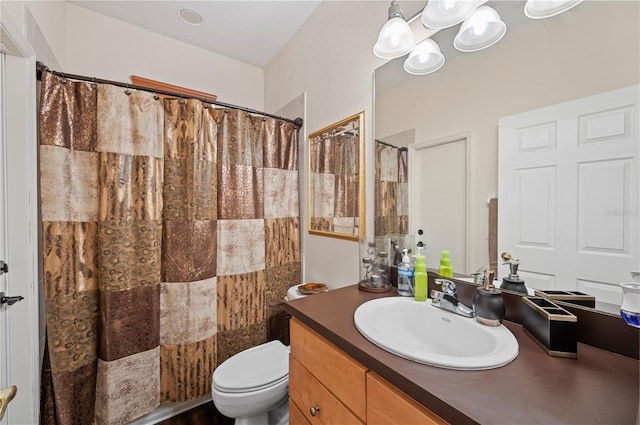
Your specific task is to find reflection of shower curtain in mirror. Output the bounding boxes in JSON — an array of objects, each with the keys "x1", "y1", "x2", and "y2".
[
  {"x1": 38, "y1": 71, "x2": 301, "y2": 424},
  {"x1": 310, "y1": 134, "x2": 359, "y2": 234},
  {"x1": 375, "y1": 143, "x2": 408, "y2": 237}
]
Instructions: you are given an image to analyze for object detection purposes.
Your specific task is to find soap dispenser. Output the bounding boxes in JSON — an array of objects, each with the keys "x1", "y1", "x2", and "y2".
[
  {"x1": 499, "y1": 252, "x2": 528, "y2": 294},
  {"x1": 413, "y1": 245, "x2": 427, "y2": 302},
  {"x1": 397, "y1": 249, "x2": 414, "y2": 297},
  {"x1": 473, "y1": 270, "x2": 505, "y2": 327},
  {"x1": 439, "y1": 250, "x2": 453, "y2": 278}
]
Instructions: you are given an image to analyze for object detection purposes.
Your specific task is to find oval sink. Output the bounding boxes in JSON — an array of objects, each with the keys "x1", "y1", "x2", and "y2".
[{"x1": 354, "y1": 297, "x2": 518, "y2": 370}]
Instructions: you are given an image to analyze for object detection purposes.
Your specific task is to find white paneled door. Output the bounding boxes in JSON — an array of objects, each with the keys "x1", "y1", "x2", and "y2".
[
  {"x1": 499, "y1": 85, "x2": 640, "y2": 306},
  {"x1": 0, "y1": 8, "x2": 40, "y2": 424},
  {"x1": 410, "y1": 134, "x2": 471, "y2": 274}
]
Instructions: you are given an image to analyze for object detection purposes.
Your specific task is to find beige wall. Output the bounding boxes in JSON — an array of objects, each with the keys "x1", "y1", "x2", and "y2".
[
  {"x1": 265, "y1": 1, "x2": 395, "y2": 288},
  {"x1": 25, "y1": 1, "x2": 67, "y2": 68},
  {"x1": 65, "y1": 3, "x2": 264, "y2": 110},
  {"x1": 4, "y1": 2, "x2": 264, "y2": 109},
  {"x1": 375, "y1": 1, "x2": 640, "y2": 272},
  {"x1": 3, "y1": 1, "x2": 66, "y2": 70}
]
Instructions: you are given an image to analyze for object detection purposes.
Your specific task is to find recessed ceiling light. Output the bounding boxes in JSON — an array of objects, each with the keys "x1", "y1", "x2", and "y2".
[{"x1": 178, "y1": 8, "x2": 204, "y2": 26}]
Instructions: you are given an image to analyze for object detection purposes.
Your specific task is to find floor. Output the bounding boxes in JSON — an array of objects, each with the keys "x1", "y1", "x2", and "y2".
[{"x1": 157, "y1": 401, "x2": 233, "y2": 425}]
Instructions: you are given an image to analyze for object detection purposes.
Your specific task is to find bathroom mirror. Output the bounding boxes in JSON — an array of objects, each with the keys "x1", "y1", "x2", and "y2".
[
  {"x1": 308, "y1": 112, "x2": 366, "y2": 241},
  {"x1": 374, "y1": 0, "x2": 639, "y2": 312}
]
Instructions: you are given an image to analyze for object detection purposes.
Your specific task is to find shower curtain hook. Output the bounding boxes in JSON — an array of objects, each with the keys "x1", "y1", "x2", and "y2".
[
  {"x1": 124, "y1": 84, "x2": 131, "y2": 95},
  {"x1": 179, "y1": 94, "x2": 185, "y2": 104},
  {"x1": 91, "y1": 76, "x2": 98, "y2": 90},
  {"x1": 60, "y1": 72, "x2": 67, "y2": 85},
  {"x1": 153, "y1": 91, "x2": 159, "y2": 101}
]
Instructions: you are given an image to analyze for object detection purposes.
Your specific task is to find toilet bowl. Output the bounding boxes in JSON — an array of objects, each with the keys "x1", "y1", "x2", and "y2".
[{"x1": 212, "y1": 340, "x2": 290, "y2": 425}]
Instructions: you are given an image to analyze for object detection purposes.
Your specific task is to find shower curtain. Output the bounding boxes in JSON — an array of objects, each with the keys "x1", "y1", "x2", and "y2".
[
  {"x1": 309, "y1": 133, "x2": 359, "y2": 234},
  {"x1": 374, "y1": 142, "x2": 408, "y2": 237},
  {"x1": 38, "y1": 72, "x2": 301, "y2": 425}
]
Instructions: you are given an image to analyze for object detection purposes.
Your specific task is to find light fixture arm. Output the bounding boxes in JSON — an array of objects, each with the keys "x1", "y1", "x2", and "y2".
[{"x1": 388, "y1": 0, "x2": 404, "y2": 20}]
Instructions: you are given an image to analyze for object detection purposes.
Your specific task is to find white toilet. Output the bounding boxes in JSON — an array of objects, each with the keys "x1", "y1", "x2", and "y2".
[
  {"x1": 212, "y1": 340, "x2": 290, "y2": 425},
  {"x1": 212, "y1": 285, "x2": 321, "y2": 425}
]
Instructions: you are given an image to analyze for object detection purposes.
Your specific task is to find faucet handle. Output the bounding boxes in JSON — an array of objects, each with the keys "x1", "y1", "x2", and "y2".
[{"x1": 435, "y1": 279, "x2": 457, "y2": 296}]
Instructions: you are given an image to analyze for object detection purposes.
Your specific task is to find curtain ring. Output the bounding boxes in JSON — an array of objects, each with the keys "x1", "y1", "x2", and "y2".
[
  {"x1": 91, "y1": 76, "x2": 98, "y2": 90},
  {"x1": 203, "y1": 103, "x2": 209, "y2": 109},
  {"x1": 224, "y1": 108, "x2": 229, "y2": 113},
  {"x1": 153, "y1": 91, "x2": 159, "y2": 100},
  {"x1": 124, "y1": 84, "x2": 131, "y2": 95},
  {"x1": 60, "y1": 72, "x2": 67, "y2": 85},
  {"x1": 179, "y1": 94, "x2": 185, "y2": 104}
]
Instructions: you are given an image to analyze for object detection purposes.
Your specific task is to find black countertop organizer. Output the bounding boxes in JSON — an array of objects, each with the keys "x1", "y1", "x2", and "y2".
[
  {"x1": 533, "y1": 289, "x2": 596, "y2": 308},
  {"x1": 522, "y1": 296, "x2": 578, "y2": 358}
]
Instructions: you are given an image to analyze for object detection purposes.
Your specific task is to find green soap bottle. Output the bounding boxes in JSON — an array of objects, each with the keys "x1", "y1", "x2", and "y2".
[
  {"x1": 439, "y1": 250, "x2": 453, "y2": 278},
  {"x1": 414, "y1": 247, "x2": 427, "y2": 302}
]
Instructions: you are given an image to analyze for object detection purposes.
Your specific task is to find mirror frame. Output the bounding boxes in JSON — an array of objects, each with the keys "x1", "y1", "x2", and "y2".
[{"x1": 308, "y1": 111, "x2": 366, "y2": 241}]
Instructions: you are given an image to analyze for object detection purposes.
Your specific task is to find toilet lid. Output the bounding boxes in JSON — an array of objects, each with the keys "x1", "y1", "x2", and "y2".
[{"x1": 213, "y1": 340, "x2": 289, "y2": 393}]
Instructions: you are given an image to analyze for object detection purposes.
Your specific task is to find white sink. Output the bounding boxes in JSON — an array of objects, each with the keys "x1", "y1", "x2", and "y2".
[{"x1": 354, "y1": 297, "x2": 518, "y2": 370}]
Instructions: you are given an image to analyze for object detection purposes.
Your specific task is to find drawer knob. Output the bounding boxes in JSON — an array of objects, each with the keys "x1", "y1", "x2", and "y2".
[{"x1": 309, "y1": 405, "x2": 320, "y2": 417}]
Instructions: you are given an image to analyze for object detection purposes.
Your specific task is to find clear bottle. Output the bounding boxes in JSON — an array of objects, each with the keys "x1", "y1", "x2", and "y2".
[
  {"x1": 397, "y1": 249, "x2": 414, "y2": 297},
  {"x1": 414, "y1": 246, "x2": 427, "y2": 302}
]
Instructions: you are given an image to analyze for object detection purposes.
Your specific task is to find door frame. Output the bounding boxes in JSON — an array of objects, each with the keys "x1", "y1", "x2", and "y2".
[
  {"x1": 1, "y1": 5, "x2": 40, "y2": 424},
  {"x1": 408, "y1": 131, "x2": 474, "y2": 274}
]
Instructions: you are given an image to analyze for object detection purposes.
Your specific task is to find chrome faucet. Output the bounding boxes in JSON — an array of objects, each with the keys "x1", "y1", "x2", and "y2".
[{"x1": 431, "y1": 279, "x2": 475, "y2": 318}]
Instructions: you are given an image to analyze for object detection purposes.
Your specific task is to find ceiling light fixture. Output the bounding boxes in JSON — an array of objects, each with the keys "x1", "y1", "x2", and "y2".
[
  {"x1": 421, "y1": 0, "x2": 479, "y2": 29},
  {"x1": 374, "y1": 1, "x2": 416, "y2": 59},
  {"x1": 524, "y1": 0, "x2": 584, "y2": 19},
  {"x1": 403, "y1": 39, "x2": 445, "y2": 75},
  {"x1": 375, "y1": 0, "x2": 584, "y2": 76},
  {"x1": 178, "y1": 8, "x2": 204, "y2": 26},
  {"x1": 453, "y1": 5, "x2": 506, "y2": 52}
]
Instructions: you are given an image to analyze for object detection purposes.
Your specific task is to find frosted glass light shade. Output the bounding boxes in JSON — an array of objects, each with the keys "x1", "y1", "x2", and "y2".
[
  {"x1": 453, "y1": 5, "x2": 506, "y2": 52},
  {"x1": 374, "y1": 17, "x2": 416, "y2": 59},
  {"x1": 403, "y1": 39, "x2": 445, "y2": 75},
  {"x1": 524, "y1": 0, "x2": 584, "y2": 19},
  {"x1": 421, "y1": 0, "x2": 479, "y2": 29}
]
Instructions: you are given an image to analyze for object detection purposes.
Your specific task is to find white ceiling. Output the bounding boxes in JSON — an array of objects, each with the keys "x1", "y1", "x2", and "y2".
[{"x1": 69, "y1": 0, "x2": 322, "y2": 68}]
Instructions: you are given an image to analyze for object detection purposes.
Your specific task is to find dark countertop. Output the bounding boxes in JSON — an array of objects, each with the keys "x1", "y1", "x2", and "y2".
[{"x1": 284, "y1": 285, "x2": 640, "y2": 425}]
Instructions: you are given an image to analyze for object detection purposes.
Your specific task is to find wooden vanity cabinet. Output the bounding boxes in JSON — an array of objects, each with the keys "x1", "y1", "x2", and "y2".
[
  {"x1": 367, "y1": 372, "x2": 447, "y2": 425},
  {"x1": 289, "y1": 318, "x2": 447, "y2": 425},
  {"x1": 289, "y1": 318, "x2": 367, "y2": 424}
]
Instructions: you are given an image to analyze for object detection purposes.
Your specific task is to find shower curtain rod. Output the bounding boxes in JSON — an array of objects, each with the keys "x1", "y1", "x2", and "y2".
[
  {"x1": 35, "y1": 61, "x2": 304, "y2": 128},
  {"x1": 375, "y1": 139, "x2": 408, "y2": 152}
]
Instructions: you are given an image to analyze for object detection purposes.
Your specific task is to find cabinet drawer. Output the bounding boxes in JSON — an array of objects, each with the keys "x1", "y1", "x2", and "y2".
[
  {"x1": 289, "y1": 398, "x2": 311, "y2": 425},
  {"x1": 367, "y1": 372, "x2": 448, "y2": 425},
  {"x1": 290, "y1": 319, "x2": 367, "y2": 420},
  {"x1": 289, "y1": 355, "x2": 364, "y2": 425}
]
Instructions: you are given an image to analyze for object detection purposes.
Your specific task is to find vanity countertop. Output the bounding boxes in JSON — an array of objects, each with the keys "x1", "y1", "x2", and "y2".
[{"x1": 284, "y1": 284, "x2": 639, "y2": 425}]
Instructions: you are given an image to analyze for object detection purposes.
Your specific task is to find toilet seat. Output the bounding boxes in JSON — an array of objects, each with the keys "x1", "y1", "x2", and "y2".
[{"x1": 213, "y1": 340, "x2": 289, "y2": 393}]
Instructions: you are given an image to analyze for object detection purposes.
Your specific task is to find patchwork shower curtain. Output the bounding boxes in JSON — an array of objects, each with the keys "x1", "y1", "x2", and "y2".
[
  {"x1": 374, "y1": 142, "x2": 408, "y2": 237},
  {"x1": 309, "y1": 133, "x2": 359, "y2": 234},
  {"x1": 38, "y1": 72, "x2": 301, "y2": 425}
]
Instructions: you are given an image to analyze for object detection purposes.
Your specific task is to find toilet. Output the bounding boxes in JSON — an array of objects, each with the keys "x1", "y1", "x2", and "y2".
[
  {"x1": 212, "y1": 285, "x2": 318, "y2": 425},
  {"x1": 212, "y1": 340, "x2": 290, "y2": 425},
  {"x1": 211, "y1": 284, "x2": 328, "y2": 425}
]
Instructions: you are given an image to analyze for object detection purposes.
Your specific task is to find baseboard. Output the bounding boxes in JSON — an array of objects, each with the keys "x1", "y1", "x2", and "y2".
[{"x1": 129, "y1": 395, "x2": 212, "y2": 425}]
